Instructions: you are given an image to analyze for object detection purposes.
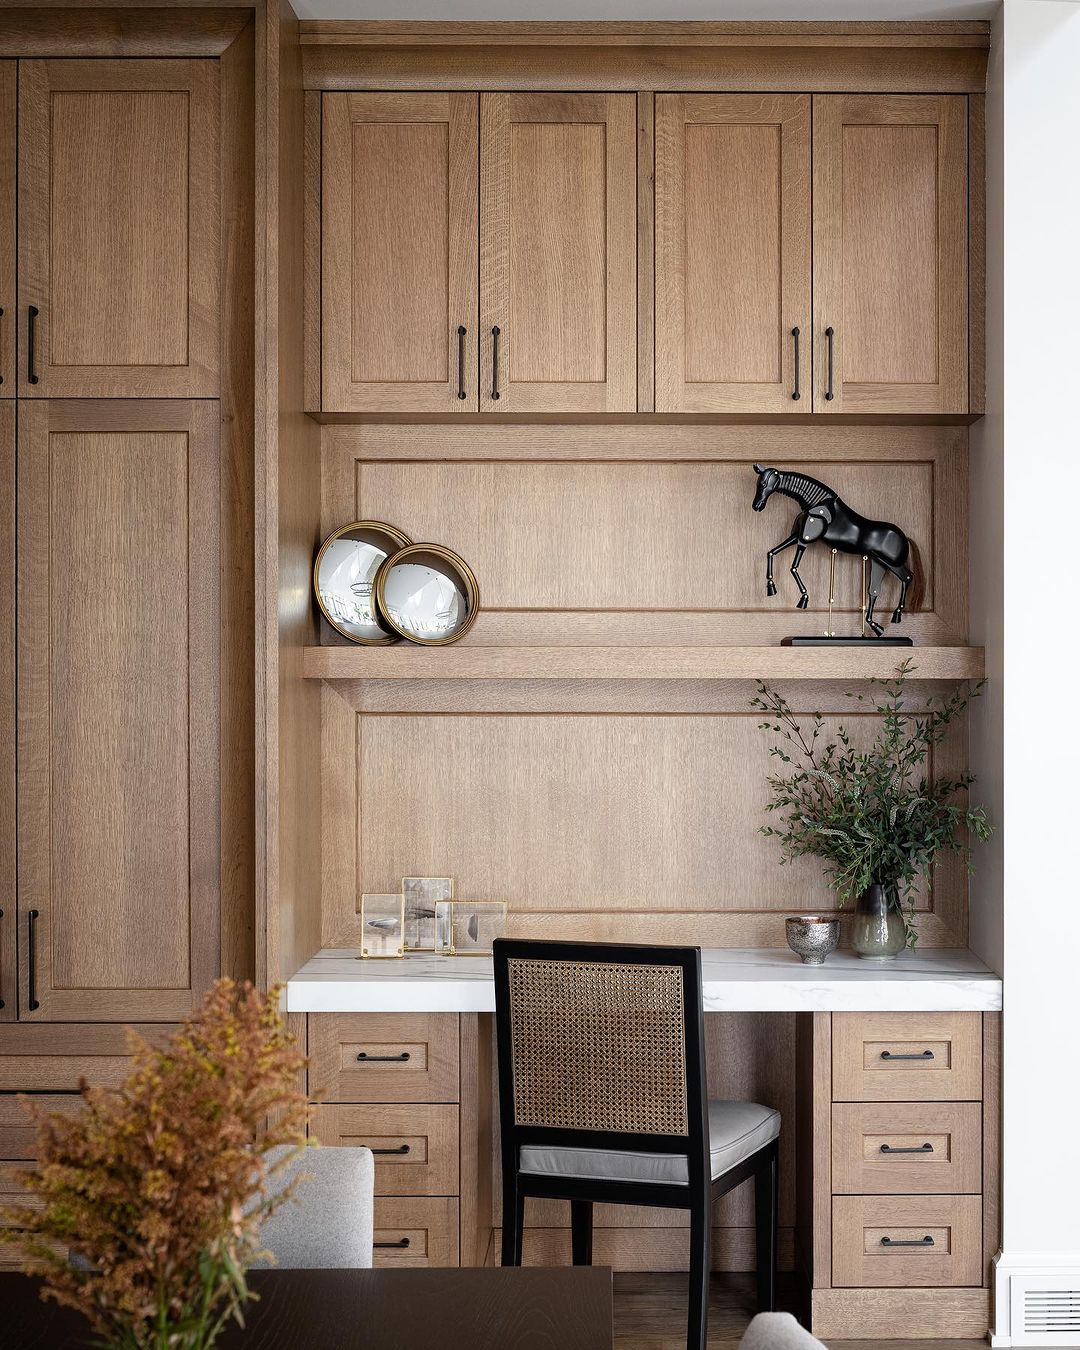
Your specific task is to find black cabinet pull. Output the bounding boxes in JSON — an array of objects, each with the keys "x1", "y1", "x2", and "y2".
[
  {"x1": 0, "y1": 906, "x2": 4, "y2": 1009},
  {"x1": 880, "y1": 1049, "x2": 934, "y2": 1061},
  {"x1": 374, "y1": 1237, "x2": 410, "y2": 1249},
  {"x1": 456, "y1": 325, "x2": 467, "y2": 400},
  {"x1": 881, "y1": 1235, "x2": 934, "y2": 1248},
  {"x1": 791, "y1": 326, "x2": 801, "y2": 401},
  {"x1": 356, "y1": 1051, "x2": 410, "y2": 1063},
  {"x1": 490, "y1": 326, "x2": 501, "y2": 401},
  {"x1": 880, "y1": 1142, "x2": 934, "y2": 1154},
  {"x1": 369, "y1": 1144, "x2": 411, "y2": 1156},
  {"x1": 27, "y1": 306, "x2": 39, "y2": 386},
  {"x1": 27, "y1": 909, "x2": 39, "y2": 1011},
  {"x1": 824, "y1": 325, "x2": 834, "y2": 401}
]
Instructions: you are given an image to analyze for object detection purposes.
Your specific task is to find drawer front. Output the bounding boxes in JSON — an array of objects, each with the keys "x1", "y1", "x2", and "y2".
[
  {"x1": 311, "y1": 1104, "x2": 459, "y2": 1196},
  {"x1": 833, "y1": 1013, "x2": 982, "y2": 1101},
  {"x1": 833, "y1": 1195, "x2": 982, "y2": 1288},
  {"x1": 832, "y1": 1101, "x2": 982, "y2": 1195},
  {"x1": 0, "y1": 1094, "x2": 81, "y2": 1160},
  {"x1": 309, "y1": 1014, "x2": 459, "y2": 1103},
  {"x1": 373, "y1": 1197, "x2": 459, "y2": 1268}
]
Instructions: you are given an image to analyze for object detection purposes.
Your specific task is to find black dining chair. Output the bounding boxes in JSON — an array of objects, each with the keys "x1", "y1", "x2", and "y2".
[{"x1": 493, "y1": 939, "x2": 780, "y2": 1350}]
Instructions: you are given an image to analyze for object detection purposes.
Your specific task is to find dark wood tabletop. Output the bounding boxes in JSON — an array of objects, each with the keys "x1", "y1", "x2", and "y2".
[{"x1": 2, "y1": 1266, "x2": 614, "y2": 1350}]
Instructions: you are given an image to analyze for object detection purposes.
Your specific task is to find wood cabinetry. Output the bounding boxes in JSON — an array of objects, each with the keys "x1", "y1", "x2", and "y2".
[
  {"x1": 0, "y1": 63, "x2": 13, "y2": 395},
  {"x1": 18, "y1": 59, "x2": 220, "y2": 399},
  {"x1": 318, "y1": 90, "x2": 637, "y2": 414},
  {"x1": 321, "y1": 92, "x2": 478, "y2": 413},
  {"x1": 654, "y1": 94, "x2": 811, "y2": 414},
  {"x1": 16, "y1": 400, "x2": 220, "y2": 1022},
  {"x1": 812, "y1": 95, "x2": 968, "y2": 413},
  {"x1": 480, "y1": 92, "x2": 636, "y2": 413}
]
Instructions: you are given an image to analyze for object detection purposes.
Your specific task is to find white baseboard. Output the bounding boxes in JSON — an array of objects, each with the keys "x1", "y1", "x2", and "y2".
[{"x1": 991, "y1": 1252, "x2": 1080, "y2": 1346}]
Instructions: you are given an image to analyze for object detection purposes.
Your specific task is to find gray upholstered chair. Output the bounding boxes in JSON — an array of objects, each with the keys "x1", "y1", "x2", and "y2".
[
  {"x1": 252, "y1": 1144, "x2": 374, "y2": 1269},
  {"x1": 739, "y1": 1312, "x2": 828, "y2": 1350}
]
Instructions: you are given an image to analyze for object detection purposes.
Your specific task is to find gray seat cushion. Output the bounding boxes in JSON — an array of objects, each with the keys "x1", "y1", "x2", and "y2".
[
  {"x1": 519, "y1": 1100, "x2": 780, "y2": 1186},
  {"x1": 251, "y1": 1144, "x2": 375, "y2": 1269},
  {"x1": 739, "y1": 1312, "x2": 827, "y2": 1350}
]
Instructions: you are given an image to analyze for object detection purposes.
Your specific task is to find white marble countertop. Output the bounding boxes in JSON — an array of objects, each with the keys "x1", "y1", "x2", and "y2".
[{"x1": 285, "y1": 946, "x2": 1002, "y2": 1014}]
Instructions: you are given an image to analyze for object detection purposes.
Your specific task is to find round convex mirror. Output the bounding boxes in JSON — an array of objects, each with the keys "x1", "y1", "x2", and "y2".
[
  {"x1": 313, "y1": 521, "x2": 412, "y2": 644},
  {"x1": 375, "y1": 544, "x2": 480, "y2": 646}
]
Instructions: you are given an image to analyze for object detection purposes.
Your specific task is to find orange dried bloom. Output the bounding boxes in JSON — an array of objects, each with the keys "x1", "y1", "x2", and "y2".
[{"x1": 2, "y1": 979, "x2": 309, "y2": 1349}]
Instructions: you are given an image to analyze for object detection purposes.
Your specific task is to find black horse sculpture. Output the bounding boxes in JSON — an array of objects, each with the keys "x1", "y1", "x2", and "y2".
[{"x1": 751, "y1": 465, "x2": 922, "y2": 637}]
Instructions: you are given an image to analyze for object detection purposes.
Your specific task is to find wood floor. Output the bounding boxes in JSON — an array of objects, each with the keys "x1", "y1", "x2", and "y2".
[{"x1": 612, "y1": 1273, "x2": 991, "y2": 1350}]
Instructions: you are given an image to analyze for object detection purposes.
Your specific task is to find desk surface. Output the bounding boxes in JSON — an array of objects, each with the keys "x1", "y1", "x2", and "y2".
[
  {"x1": 4, "y1": 1268, "x2": 614, "y2": 1350},
  {"x1": 286, "y1": 946, "x2": 1002, "y2": 1014}
]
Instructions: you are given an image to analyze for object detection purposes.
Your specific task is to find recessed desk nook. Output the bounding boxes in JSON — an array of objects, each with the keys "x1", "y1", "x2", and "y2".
[{"x1": 273, "y1": 14, "x2": 1001, "y2": 1347}]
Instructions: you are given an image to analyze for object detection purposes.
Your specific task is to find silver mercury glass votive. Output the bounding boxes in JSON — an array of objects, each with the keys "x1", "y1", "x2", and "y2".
[{"x1": 785, "y1": 915, "x2": 841, "y2": 966}]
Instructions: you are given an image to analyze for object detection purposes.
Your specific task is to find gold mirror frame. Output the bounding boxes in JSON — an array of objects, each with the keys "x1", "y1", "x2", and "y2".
[
  {"x1": 374, "y1": 543, "x2": 480, "y2": 646},
  {"x1": 313, "y1": 519, "x2": 412, "y2": 645}
]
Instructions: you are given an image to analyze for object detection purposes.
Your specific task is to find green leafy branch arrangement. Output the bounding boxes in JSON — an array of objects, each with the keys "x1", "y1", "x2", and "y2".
[{"x1": 752, "y1": 660, "x2": 992, "y2": 948}]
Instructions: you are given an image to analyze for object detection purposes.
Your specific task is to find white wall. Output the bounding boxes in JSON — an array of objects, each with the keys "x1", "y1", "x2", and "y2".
[{"x1": 991, "y1": 0, "x2": 1080, "y2": 1338}]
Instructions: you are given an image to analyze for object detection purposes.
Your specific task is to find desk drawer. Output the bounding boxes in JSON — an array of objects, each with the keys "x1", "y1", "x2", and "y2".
[
  {"x1": 311, "y1": 1103, "x2": 459, "y2": 1196},
  {"x1": 309, "y1": 1014, "x2": 459, "y2": 1104},
  {"x1": 373, "y1": 1197, "x2": 459, "y2": 1268},
  {"x1": 833, "y1": 1195, "x2": 982, "y2": 1288},
  {"x1": 832, "y1": 1102, "x2": 981, "y2": 1194},
  {"x1": 833, "y1": 1013, "x2": 982, "y2": 1101},
  {"x1": 0, "y1": 1095, "x2": 82, "y2": 1160}
]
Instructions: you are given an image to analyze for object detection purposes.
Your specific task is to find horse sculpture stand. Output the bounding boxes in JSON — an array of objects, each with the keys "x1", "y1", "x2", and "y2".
[{"x1": 751, "y1": 464, "x2": 920, "y2": 644}]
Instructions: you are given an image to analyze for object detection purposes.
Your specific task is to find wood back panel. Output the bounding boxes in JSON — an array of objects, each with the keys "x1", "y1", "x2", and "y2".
[
  {"x1": 19, "y1": 59, "x2": 219, "y2": 398},
  {"x1": 17, "y1": 401, "x2": 220, "y2": 1022},
  {"x1": 655, "y1": 93, "x2": 811, "y2": 413},
  {"x1": 480, "y1": 93, "x2": 636, "y2": 412},
  {"x1": 0, "y1": 61, "x2": 13, "y2": 391},
  {"x1": 0, "y1": 403, "x2": 10, "y2": 1024}
]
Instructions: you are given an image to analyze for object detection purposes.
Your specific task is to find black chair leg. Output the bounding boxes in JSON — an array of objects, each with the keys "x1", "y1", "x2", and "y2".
[
  {"x1": 501, "y1": 1170, "x2": 524, "y2": 1266},
  {"x1": 570, "y1": 1199, "x2": 593, "y2": 1265},
  {"x1": 754, "y1": 1145, "x2": 778, "y2": 1313},
  {"x1": 687, "y1": 1192, "x2": 711, "y2": 1350}
]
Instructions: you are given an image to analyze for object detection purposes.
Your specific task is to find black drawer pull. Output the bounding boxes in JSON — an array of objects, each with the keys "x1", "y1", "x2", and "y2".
[
  {"x1": 880, "y1": 1049, "x2": 934, "y2": 1061},
  {"x1": 791, "y1": 326, "x2": 801, "y2": 401},
  {"x1": 880, "y1": 1142, "x2": 934, "y2": 1154},
  {"x1": 456, "y1": 325, "x2": 467, "y2": 400},
  {"x1": 369, "y1": 1144, "x2": 411, "y2": 1156},
  {"x1": 374, "y1": 1237, "x2": 410, "y2": 1249},
  {"x1": 356, "y1": 1051, "x2": 410, "y2": 1063},
  {"x1": 27, "y1": 908, "x2": 39, "y2": 1011},
  {"x1": 881, "y1": 1235, "x2": 934, "y2": 1248},
  {"x1": 27, "y1": 306, "x2": 39, "y2": 385}
]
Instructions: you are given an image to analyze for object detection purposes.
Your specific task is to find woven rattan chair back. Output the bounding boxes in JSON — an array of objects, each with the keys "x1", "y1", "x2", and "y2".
[
  {"x1": 493, "y1": 939, "x2": 709, "y2": 1161},
  {"x1": 505, "y1": 952, "x2": 690, "y2": 1136}
]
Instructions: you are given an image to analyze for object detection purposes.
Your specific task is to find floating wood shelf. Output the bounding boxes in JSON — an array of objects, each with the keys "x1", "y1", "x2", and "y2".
[{"x1": 302, "y1": 644, "x2": 984, "y2": 682}]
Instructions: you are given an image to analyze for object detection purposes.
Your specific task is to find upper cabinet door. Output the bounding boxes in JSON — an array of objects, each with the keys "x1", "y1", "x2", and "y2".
[
  {"x1": 480, "y1": 93, "x2": 637, "y2": 413},
  {"x1": 322, "y1": 92, "x2": 479, "y2": 413},
  {"x1": 813, "y1": 94, "x2": 968, "y2": 414},
  {"x1": 17, "y1": 400, "x2": 220, "y2": 1022},
  {"x1": 18, "y1": 60, "x2": 220, "y2": 399},
  {"x1": 655, "y1": 94, "x2": 811, "y2": 414}
]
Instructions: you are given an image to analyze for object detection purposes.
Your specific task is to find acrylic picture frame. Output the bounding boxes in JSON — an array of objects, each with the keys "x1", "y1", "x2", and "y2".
[
  {"x1": 358, "y1": 893, "x2": 405, "y2": 959},
  {"x1": 434, "y1": 901, "x2": 508, "y2": 956},
  {"x1": 402, "y1": 877, "x2": 454, "y2": 952}
]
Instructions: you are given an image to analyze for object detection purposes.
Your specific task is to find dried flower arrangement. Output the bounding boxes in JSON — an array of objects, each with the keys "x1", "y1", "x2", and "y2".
[{"x1": 2, "y1": 979, "x2": 309, "y2": 1350}]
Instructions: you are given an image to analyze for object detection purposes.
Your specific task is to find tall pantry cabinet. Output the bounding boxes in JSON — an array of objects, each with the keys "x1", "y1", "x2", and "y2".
[{"x1": 0, "y1": 38, "x2": 252, "y2": 1042}]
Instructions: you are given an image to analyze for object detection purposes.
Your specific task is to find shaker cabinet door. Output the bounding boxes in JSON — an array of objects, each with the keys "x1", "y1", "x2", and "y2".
[
  {"x1": 812, "y1": 94, "x2": 968, "y2": 413},
  {"x1": 480, "y1": 92, "x2": 637, "y2": 413},
  {"x1": 0, "y1": 401, "x2": 11, "y2": 1023},
  {"x1": 654, "y1": 94, "x2": 811, "y2": 414},
  {"x1": 321, "y1": 92, "x2": 479, "y2": 413},
  {"x1": 0, "y1": 62, "x2": 14, "y2": 394},
  {"x1": 16, "y1": 400, "x2": 220, "y2": 1021},
  {"x1": 18, "y1": 60, "x2": 220, "y2": 398}
]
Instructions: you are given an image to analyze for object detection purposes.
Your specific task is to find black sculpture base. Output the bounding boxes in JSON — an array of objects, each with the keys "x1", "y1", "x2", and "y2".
[{"x1": 782, "y1": 635, "x2": 914, "y2": 647}]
